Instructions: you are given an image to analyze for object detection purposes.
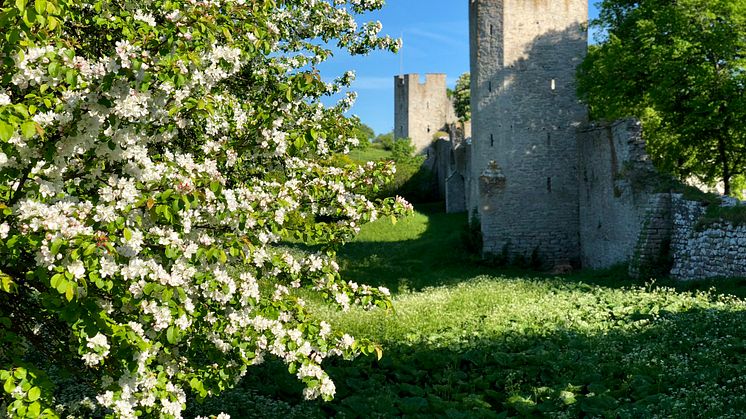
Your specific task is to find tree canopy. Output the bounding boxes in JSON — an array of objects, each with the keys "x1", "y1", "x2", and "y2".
[
  {"x1": 0, "y1": 0, "x2": 412, "y2": 417},
  {"x1": 577, "y1": 0, "x2": 746, "y2": 195},
  {"x1": 452, "y1": 72, "x2": 470, "y2": 122},
  {"x1": 350, "y1": 118, "x2": 375, "y2": 149}
]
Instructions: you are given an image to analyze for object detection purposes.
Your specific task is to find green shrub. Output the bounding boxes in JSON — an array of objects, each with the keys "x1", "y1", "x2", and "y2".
[{"x1": 696, "y1": 204, "x2": 746, "y2": 231}]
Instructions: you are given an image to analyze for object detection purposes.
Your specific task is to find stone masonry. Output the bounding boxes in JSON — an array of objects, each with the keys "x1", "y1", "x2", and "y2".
[
  {"x1": 577, "y1": 119, "x2": 670, "y2": 274},
  {"x1": 394, "y1": 73, "x2": 457, "y2": 153},
  {"x1": 670, "y1": 195, "x2": 746, "y2": 280},
  {"x1": 468, "y1": 0, "x2": 588, "y2": 266},
  {"x1": 392, "y1": 0, "x2": 746, "y2": 280}
]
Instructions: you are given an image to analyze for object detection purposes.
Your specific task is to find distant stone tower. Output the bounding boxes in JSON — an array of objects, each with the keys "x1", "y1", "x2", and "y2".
[
  {"x1": 468, "y1": 0, "x2": 588, "y2": 265},
  {"x1": 394, "y1": 73, "x2": 457, "y2": 153}
]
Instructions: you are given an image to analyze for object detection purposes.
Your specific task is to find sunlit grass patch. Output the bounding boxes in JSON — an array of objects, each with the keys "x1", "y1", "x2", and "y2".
[
  {"x1": 201, "y1": 205, "x2": 746, "y2": 418},
  {"x1": 347, "y1": 147, "x2": 392, "y2": 163}
]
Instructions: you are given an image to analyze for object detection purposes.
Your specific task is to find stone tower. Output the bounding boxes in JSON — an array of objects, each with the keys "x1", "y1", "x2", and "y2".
[
  {"x1": 468, "y1": 0, "x2": 588, "y2": 265},
  {"x1": 394, "y1": 73, "x2": 457, "y2": 153}
]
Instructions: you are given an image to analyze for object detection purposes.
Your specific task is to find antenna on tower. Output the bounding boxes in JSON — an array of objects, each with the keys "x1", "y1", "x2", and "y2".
[{"x1": 399, "y1": 31, "x2": 404, "y2": 76}]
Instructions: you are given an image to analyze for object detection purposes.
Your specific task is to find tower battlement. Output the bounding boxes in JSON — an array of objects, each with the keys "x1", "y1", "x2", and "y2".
[{"x1": 394, "y1": 73, "x2": 456, "y2": 153}]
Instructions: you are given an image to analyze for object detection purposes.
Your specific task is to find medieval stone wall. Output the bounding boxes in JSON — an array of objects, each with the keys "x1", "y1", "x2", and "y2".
[
  {"x1": 398, "y1": 0, "x2": 746, "y2": 280},
  {"x1": 670, "y1": 196, "x2": 746, "y2": 280},
  {"x1": 429, "y1": 123, "x2": 471, "y2": 213},
  {"x1": 469, "y1": 0, "x2": 588, "y2": 265},
  {"x1": 394, "y1": 74, "x2": 456, "y2": 153},
  {"x1": 577, "y1": 119, "x2": 669, "y2": 270}
]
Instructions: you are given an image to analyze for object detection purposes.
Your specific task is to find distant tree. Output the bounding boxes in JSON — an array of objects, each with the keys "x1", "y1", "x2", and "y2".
[
  {"x1": 374, "y1": 131, "x2": 395, "y2": 150},
  {"x1": 453, "y1": 73, "x2": 471, "y2": 122},
  {"x1": 351, "y1": 118, "x2": 375, "y2": 149},
  {"x1": 577, "y1": 0, "x2": 746, "y2": 195},
  {"x1": 390, "y1": 138, "x2": 420, "y2": 166}
]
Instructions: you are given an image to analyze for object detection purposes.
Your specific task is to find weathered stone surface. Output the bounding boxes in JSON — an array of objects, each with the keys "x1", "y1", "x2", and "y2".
[
  {"x1": 394, "y1": 74, "x2": 456, "y2": 153},
  {"x1": 576, "y1": 119, "x2": 672, "y2": 273},
  {"x1": 670, "y1": 195, "x2": 746, "y2": 280},
  {"x1": 468, "y1": 0, "x2": 588, "y2": 265},
  {"x1": 396, "y1": 0, "x2": 746, "y2": 280},
  {"x1": 445, "y1": 173, "x2": 467, "y2": 213}
]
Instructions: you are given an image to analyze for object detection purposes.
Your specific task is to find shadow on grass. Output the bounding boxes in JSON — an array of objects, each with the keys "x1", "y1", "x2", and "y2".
[
  {"x1": 338, "y1": 204, "x2": 506, "y2": 294},
  {"x1": 338, "y1": 204, "x2": 746, "y2": 299},
  {"x1": 188, "y1": 203, "x2": 746, "y2": 417},
  {"x1": 189, "y1": 304, "x2": 746, "y2": 418}
]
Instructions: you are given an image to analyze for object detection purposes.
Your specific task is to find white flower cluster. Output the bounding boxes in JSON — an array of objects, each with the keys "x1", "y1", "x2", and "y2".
[
  {"x1": 2, "y1": 1, "x2": 412, "y2": 417},
  {"x1": 82, "y1": 333, "x2": 110, "y2": 367}
]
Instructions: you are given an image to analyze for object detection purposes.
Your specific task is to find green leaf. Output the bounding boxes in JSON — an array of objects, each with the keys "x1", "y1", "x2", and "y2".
[
  {"x1": 83, "y1": 243, "x2": 97, "y2": 256},
  {"x1": 15, "y1": 0, "x2": 26, "y2": 13},
  {"x1": 1, "y1": 273, "x2": 15, "y2": 293},
  {"x1": 50, "y1": 239, "x2": 63, "y2": 255},
  {"x1": 166, "y1": 326, "x2": 177, "y2": 344},
  {"x1": 48, "y1": 61, "x2": 59, "y2": 77},
  {"x1": 28, "y1": 401, "x2": 40, "y2": 417},
  {"x1": 20, "y1": 121, "x2": 36, "y2": 139},
  {"x1": 65, "y1": 69, "x2": 76, "y2": 86},
  {"x1": 34, "y1": 0, "x2": 46, "y2": 14},
  {"x1": 0, "y1": 122, "x2": 14, "y2": 142},
  {"x1": 55, "y1": 277, "x2": 67, "y2": 294},
  {"x1": 50, "y1": 273, "x2": 62, "y2": 289},
  {"x1": 47, "y1": 15, "x2": 57, "y2": 30},
  {"x1": 65, "y1": 282, "x2": 75, "y2": 301},
  {"x1": 27, "y1": 386, "x2": 40, "y2": 402},
  {"x1": 4, "y1": 377, "x2": 14, "y2": 394},
  {"x1": 123, "y1": 227, "x2": 132, "y2": 241}
]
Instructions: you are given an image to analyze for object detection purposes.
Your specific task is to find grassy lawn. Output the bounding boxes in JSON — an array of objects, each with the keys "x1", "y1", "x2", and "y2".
[
  {"x1": 347, "y1": 146, "x2": 393, "y2": 163},
  {"x1": 190, "y1": 205, "x2": 746, "y2": 418}
]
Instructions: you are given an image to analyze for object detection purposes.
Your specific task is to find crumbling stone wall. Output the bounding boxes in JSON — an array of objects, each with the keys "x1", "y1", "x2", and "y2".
[
  {"x1": 577, "y1": 119, "x2": 671, "y2": 272},
  {"x1": 670, "y1": 195, "x2": 746, "y2": 280},
  {"x1": 627, "y1": 194, "x2": 672, "y2": 279},
  {"x1": 430, "y1": 124, "x2": 470, "y2": 213}
]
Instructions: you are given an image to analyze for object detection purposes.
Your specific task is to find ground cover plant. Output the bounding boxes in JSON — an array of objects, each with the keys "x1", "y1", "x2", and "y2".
[{"x1": 214, "y1": 206, "x2": 746, "y2": 418}]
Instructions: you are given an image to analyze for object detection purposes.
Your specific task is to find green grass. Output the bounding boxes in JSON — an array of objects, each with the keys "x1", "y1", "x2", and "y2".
[
  {"x1": 347, "y1": 147, "x2": 393, "y2": 163},
  {"x1": 337, "y1": 203, "x2": 497, "y2": 293},
  {"x1": 696, "y1": 203, "x2": 746, "y2": 231},
  {"x1": 192, "y1": 205, "x2": 746, "y2": 419}
]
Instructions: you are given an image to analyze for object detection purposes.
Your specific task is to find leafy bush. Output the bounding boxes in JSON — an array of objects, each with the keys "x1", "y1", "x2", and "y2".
[{"x1": 373, "y1": 132, "x2": 395, "y2": 150}]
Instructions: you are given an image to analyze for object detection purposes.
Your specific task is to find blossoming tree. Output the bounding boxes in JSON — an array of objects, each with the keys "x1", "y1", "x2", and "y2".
[{"x1": 0, "y1": 0, "x2": 411, "y2": 417}]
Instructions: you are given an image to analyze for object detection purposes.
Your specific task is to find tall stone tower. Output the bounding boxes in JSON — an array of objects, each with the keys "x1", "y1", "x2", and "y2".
[
  {"x1": 394, "y1": 73, "x2": 457, "y2": 153},
  {"x1": 468, "y1": 0, "x2": 588, "y2": 265}
]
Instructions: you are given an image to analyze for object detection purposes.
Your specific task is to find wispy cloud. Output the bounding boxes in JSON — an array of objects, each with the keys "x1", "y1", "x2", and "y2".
[
  {"x1": 352, "y1": 76, "x2": 394, "y2": 90},
  {"x1": 404, "y1": 27, "x2": 469, "y2": 50}
]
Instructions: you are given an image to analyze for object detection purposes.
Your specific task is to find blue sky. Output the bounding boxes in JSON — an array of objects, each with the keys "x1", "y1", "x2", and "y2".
[{"x1": 319, "y1": 1, "x2": 601, "y2": 135}]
